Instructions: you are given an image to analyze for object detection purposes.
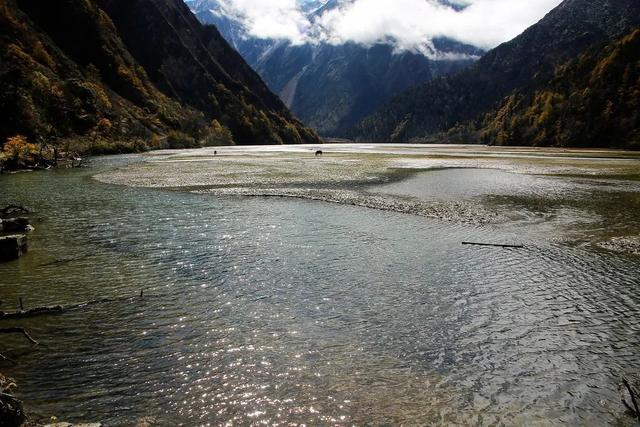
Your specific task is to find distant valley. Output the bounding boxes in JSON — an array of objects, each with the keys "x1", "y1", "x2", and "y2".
[{"x1": 186, "y1": 0, "x2": 482, "y2": 137}]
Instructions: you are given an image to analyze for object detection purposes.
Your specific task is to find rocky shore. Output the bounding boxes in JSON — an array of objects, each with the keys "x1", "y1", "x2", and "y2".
[
  {"x1": 0, "y1": 374, "x2": 103, "y2": 427},
  {"x1": 598, "y1": 236, "x2": 640, "y2": 255}
]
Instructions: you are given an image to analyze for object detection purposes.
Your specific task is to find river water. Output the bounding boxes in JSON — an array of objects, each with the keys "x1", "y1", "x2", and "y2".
[{"x1": 1, "y1": 147, "x2": 640, "y2": 425}]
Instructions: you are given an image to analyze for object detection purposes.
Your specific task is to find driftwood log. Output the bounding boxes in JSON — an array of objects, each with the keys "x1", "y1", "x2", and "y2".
[
  {"x1": 0, "y1": 305, "x2": 64, "y2": 320},
  {"x1": 0, "y1": 292, "x2": 147, "y2": 320},
  {"x1": 462, "y1": 242, "x2": 525, "y2": 249}
]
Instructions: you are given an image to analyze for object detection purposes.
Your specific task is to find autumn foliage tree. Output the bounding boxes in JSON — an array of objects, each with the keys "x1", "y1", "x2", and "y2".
[
  {"x1": 0, "y1": 135, "x2": 40, "y2": 170},
  {"x1": 204, "y1": 120, "x2": 234, "y2": 146}
]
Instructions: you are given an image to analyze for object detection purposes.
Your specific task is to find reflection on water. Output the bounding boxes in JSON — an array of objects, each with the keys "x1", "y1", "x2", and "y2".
[
  {"x1": 372, "y1": 168, "x2": 557, "y2": 201},
  {"x1": 372, "y1": 168, "x2": 640, "y2": 244},
  {"x1": 1, "y1": 154, "x2": 640, "y2": 425}
]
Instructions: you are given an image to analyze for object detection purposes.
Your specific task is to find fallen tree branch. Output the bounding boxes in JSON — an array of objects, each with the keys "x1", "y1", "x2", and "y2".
[
  {"x1": 0, "y1": 292, "x2": 148, "y2": 320},
  {"x1": 0, "y1": 305, "x2": 64, "y2": 320},
  {"x1": 0, "y1": 328, "x2": 39, "y2": 345},
  {"x1": 0, "y1": 353, "x2": 16, "y2": 364},
  {"x1": 39, "y1": 255, "x2": 91, "y2": 267},
  {"x1": 462, "y1": 241, "x2": 525, "y2": 249}
]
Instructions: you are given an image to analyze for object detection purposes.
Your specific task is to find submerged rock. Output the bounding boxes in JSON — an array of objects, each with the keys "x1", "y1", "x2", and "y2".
[
  {"x1": 0, "y1": 235, "x2": 28, "y2": 262},
  {"x1": 0, "y1": 205, "x2": 31, "y2": 218},
  {"x1": 0, "y1": 217, "x2": 33, "y2": 233}
]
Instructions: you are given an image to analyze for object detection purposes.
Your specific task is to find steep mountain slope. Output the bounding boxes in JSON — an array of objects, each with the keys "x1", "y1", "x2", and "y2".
[
  {"x1": 0, "y1": 0, "x2": 319, "y2": 152},
  {"x1": 187, "y1": 0, "x2": 481, "y2": 137},
  {"x1": 352, "y1": 0, "x2": 640, "y2": 143},
  {"x1": 0, "y1": 0, "x2": 198, "y2": 149},
  {"x1": 98, "y1": 0, "x2": 319, "y2": 145},
  {"x1": 259, "y1": 40, "x2": 480, "y2": 136},
  {"x1": 481, "y1": 28, "x2": 640, "y2": 149}
]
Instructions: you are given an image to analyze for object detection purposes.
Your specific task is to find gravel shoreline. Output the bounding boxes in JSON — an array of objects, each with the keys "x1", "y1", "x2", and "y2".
[{"x1": 195, "y1": 187, "x2": 506, "y2": 226}]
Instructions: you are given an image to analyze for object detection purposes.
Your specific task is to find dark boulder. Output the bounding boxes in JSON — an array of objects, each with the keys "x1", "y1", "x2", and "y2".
[
  {"x1": 0, "y1": 235, "x2": 28, "y2": 262},
  {"x1": 0, "y1": 392, "x2": 26, "y2": 427}
]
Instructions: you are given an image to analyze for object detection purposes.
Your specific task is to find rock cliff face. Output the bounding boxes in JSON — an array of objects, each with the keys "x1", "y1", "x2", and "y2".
[
  {"x1": 0, "y1": 0, "x2": 320, "y2": 150},
  {"x1": 351, "y1": 0, "x2": 640, "y2": 147}
]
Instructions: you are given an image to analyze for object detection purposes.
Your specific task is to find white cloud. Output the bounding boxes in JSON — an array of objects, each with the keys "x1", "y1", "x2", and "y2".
[
  {"x1": 218, "y1": 0, "x2": 563, "y2": 53},
  {"x1": 216, "y1": 0, "x2": 311, "y2": 43}
]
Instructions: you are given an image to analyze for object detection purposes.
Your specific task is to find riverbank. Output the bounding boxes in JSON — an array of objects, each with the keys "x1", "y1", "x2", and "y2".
[{"x1": 0, "y1": 131, "x2": 237, "y2": 174}]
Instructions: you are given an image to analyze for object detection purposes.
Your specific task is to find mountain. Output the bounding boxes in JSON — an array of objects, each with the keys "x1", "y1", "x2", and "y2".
[
  {"x1": 253, "y1": 40, "x2": 481, "y2": 137},
  {"x1": 481, "y1": 28, "x2": 640, "y2": 149},
  {"x1": 97, "y1": 0, "x2": 319, "y2": 145},
  {"x1": 186, "y1": 0, "x2": 482, "y2": 137},
  {"x1": 351, "y1": 0, "x2": 640, "y2": 146},
  {"x1": 0, "y1": 0, "x2": 191, "y2": 150},
  {"x1": 0, "y1": 0, "x2": 319, "y2": 154}
]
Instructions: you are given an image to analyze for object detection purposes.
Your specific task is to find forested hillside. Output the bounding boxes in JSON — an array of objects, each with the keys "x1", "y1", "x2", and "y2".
[
  {"x1": 0, "y1": 0, "x2": 319, "y2": 163},
  {"x1": 351, "y1": 0, "x2": 640, "y2": 147},
  {"x1": 481, "y1": 28, "x2": 640, "y2": 149}
]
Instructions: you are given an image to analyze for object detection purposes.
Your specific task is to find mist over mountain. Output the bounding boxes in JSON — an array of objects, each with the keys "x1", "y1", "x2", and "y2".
[
  {"x1": 186, "y1": 0, "x2": 484, "y2": 136},
  {"x1": 187, "y1": 0, "x2": 562, "y2": 52}
]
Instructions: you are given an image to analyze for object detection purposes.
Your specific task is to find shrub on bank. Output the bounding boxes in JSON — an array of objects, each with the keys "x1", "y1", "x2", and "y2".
[
  {"x1": 166, "y1": 130, "x2": 196, "y2": 149},
  {"x1": 1, "y1": 135, "x2": 40, "y2": 170},
  {"x1": 90, "y1": 138, "x2": 148, "y2": 155},
  {"x1": 202, "y1": 120, "x2": 234, "y2": 146},
  {"x1": 1, "y1": 124, "x2": 236, "y2": 171}
]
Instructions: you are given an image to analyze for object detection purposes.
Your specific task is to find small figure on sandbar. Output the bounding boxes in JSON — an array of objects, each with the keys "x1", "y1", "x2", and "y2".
[{"x1": 315, "y1": 150, "x2": 323, "y2": 157}]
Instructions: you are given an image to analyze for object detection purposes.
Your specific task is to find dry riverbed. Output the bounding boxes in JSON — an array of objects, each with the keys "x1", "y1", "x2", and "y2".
[{"x1": 94, "y1": 144, "x2": 640, "y2": 253}]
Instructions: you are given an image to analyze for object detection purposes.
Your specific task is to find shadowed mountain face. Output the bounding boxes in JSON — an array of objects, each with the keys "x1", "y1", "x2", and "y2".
[
  {"x1": 351, "y1": 0, "x2": 640, "y2": 147},
  {"x1": 0, "y1": 0, "x2": 320, "y2": 148},
  {"x1": 481, "y1": 28, "x2": 640, "y2": 149},
  {"x1": 0, "y1": 0, "x2": 187, "y2": 145},
  {"x1": 186, "y1": 0, "x2": 482, "y2": 137}
]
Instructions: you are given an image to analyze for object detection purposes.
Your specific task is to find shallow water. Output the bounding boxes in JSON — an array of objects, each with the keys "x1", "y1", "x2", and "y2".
[{"x1": 1, "y1": 147, "x2": 640, "y2": 425}]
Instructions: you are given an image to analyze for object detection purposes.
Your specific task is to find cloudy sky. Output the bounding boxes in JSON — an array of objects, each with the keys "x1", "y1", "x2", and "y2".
[{"x1": 215, "y1": 0, "x2": 563, "y2": 53}]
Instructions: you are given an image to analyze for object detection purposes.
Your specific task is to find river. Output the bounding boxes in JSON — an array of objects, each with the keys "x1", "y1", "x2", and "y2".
[{"x1": 1, "y1": 145, "x2": 639, "y2": 425}]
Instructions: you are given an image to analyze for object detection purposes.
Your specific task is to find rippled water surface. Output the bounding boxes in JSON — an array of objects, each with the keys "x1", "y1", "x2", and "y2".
[{"x1": 1, "y1": 147, "x2": 640, "y2": 426}]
